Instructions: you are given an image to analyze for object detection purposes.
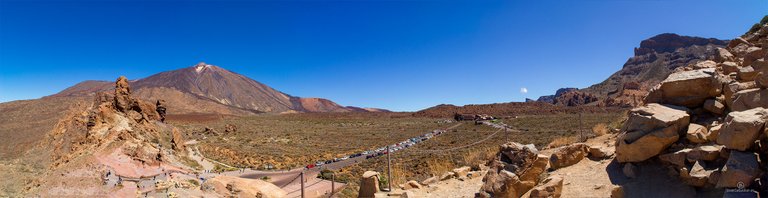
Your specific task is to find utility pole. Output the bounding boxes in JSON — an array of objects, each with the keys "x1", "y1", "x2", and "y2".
[
  {"x1": 387, "y1": 145, "x2": 392, "y2": 192},
  {"x1": 300, "y1": 171, "x2": 305, "y2": 198}
]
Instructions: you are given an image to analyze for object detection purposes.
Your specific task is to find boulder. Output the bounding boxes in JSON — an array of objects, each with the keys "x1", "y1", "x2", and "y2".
[
  {"x1": 744, "y1": 47, "x2": 763, "y2": 66},
  {"x1": 725, "y1": 81, "x2": 758, "y2": 110},
  {"x1": 135, "y1": 100, "x2": 160, "y2": 121},
  {"x1": 703, "y1": 99, "x2": 725, "y2": 115},
  {"x1": 528, "y1": 176, "x2": 563, "y2": 198},
  {"x1": 715, "y1": 48, "x2": 735, "y2": 63},
  {"x1": 402, "y1": 180, "x2": 422, "y2": 190},
  {"x1": 707, "y1": 124, "x2": 722, "y2": 141},
  {"x1": 622, "y1": 163, "x2": 637, "y2": 179},
  {"x1": 479, "y1": 169, "x2": 534, "y2": 198},
  {"x1": 682, "y1": 161, "x2": 718, "y2": 187},
  {"x1": 498, "y1": 142, "x2": 539, "y2": 175},
  {"x1": 359, "y1": 171, "x2": 380, "y2": 198},
  {"x1": 685, "y1": 123, "x2": 709, "y2": 144},
  {"x1": 616, "y1": 104, "x2": 690, "y2": 162},
  {"x1": 659, "y1": 149, "x2": 690, "y2": 167},
  {"x1": 694, "y1": 60, "x2": 717, "y2": 69},
  {"x1": 686, "y1": 145, "x2": 723, "y2": 162},
  {"x1": 202, "y1": 175, "x2": 286, "y2": 198},
  {"x1": 730, "y1": 88, "x2": 768, "y2": 112},
  {"x1": 753, "y1": 60, "x2": 768, "y2": 88},
  {"x1": 479, "y1": 142, "x2": 541, "y2": 197},
  {"x1": 738, "y1": 66, "x2": 759, "y2": 81},
  {"x1": 716, "y1": 151, "x2": 760, "y2": 188},
  {"x1": 440, "y1": 172, "x2": 455, "y2": 181},
  {"x1": 644, "y1": 68, "x2": 721, "y2": 107},
  {"x1": 721, "y1": 61, "x2": 740, "y2": 74},
  {"x1": 518, "y1": 154, "x2": 548, "y2": 182},
  {"x1": 587, "y1": 145, "x2": 612, "y2": 159},
  {"x1": 549, "y1": 143, "x2": 589, "y2": 169},
  {"x1": 728, "y1": 37, "x2": 750, "y2": 49},
  {"x1": 610, "y1": 185, "x2": 624, "y2": 198},
  {"x1": 420, "y1": 176, "x2": 438, "y2": 186},
  {"x1": 716, "y1": 108, "x2": 768, "y2": 151},
  {"x1": 452, "y1": 166, "x2": 472, "y2": 178}
]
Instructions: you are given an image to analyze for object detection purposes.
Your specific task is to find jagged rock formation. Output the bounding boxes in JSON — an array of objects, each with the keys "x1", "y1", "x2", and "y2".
[
  {"x1": 614, "y1": 17, "x2": 768, "y2": 195},
  {"x1": 536, "y1": 88, "x2": 577, "y2": 103},
  {"x1": 50, "y1": 62, "x2": 387, "y2": 114},
  {"x1": 535, "y1": 33, "x2": 729, "y2": 107},
  {"x1": 476, "y1": 142, "x2": 546, "y2": 197}
]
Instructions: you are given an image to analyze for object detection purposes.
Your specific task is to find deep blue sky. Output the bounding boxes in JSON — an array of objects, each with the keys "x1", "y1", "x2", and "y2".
[{"x1": 0, "y1": 0, "x2": 765, "y2": 111}]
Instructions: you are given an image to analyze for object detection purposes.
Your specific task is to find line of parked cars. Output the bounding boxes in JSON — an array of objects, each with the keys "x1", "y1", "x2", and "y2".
[{"x1": 306, "y1": 129, "x2": 447, "y2": 169}]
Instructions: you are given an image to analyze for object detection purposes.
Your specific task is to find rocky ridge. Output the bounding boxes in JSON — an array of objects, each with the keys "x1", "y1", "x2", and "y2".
[
  {"x1": 535, "y1": 33, "x2": 729, "y2": 107},
  {"x1": 613, "y1": 17, "x2": 768, "y2": 195},
  {"x1": 21, "y1": 76, "x2": 285, "y2": 197}
]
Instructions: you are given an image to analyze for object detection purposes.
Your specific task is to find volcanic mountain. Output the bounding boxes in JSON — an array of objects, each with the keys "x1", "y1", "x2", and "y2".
[{"x1": 51, "y1": 62, "x2": 384, "y2": 114}]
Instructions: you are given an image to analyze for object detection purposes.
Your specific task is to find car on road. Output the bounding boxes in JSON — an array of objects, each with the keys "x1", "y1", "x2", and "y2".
[{"x1": 306, "y1": 164, "x2": 316, "y2": 169}]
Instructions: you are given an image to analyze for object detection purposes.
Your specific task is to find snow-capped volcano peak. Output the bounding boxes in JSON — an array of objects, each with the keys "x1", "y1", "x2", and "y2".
[{"x1": 194, "y1": 62, "x2": 213, "y2": 73}]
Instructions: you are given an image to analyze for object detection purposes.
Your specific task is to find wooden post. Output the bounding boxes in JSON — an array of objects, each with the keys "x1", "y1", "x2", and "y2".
[
  {"x1": 300, "y1": 171, "x2": 305, "y2": 198},
  {"x1": 330, "y1": 172, "x2": 335, "y2": 197},
  {"x1": 579, "y1": 112, "x2": 584, "y2": 142}
]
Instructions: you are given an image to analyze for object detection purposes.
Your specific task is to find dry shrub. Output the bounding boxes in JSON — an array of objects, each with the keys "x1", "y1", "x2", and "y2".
[
  {"x1": 462, "y1": 147, "x2": 496, "y2": 166},
  {"x1": 546, "y1": 136, "x2": 578, "y2": 149},
  {"x1": 592, "y1": 123, "x2": 610, "y2": 136},
  {"x1": 391, "y1": 162, "x2": 408, "y2": 186},
  {"x1": 426, "y1": 157, "x2": 454, "y2": 177}
]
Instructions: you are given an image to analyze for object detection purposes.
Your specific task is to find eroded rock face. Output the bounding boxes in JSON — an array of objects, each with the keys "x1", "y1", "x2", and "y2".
[
  {"x1": 171, "y1": 128, "x2": 185, "y2": 152},
  {"x1": 109, "y1": 76, "x2": 163, "y2": 123},
  {"x1": 716, "y1": 108, "x2": 768, "y2": 151},
  {"x1": 478, "y1": 142, "x2": 542, "y2": 198},
  {"x1": 616, "y1": 104, "x2": 690, "y2": 162},
  {"x1": 549, "y1": 143, "x2": 589, "y2": 169},
  {"x1": 202, "y1": 175, "x2": 286, "y2": 198},
  {"x1": 114, "y1": 76, "x2": 134, "y2": 112},
  {"x1": 156, "y1": 99, "x2": 167, "y2": 122}
]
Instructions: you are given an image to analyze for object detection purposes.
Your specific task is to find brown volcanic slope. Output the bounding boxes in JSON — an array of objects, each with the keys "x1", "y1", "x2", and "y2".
[
  {"x1": 413, "y1": 102, "x2": 624, "y2": 118},
  {"x1": 51, "y1": 62, "x2": 382, "y2": 114},
  {"x1": 535, "y1": 33, "x2": 728, "y2": 107}
]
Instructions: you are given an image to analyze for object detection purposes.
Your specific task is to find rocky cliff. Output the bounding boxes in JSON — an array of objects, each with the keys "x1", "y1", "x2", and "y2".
[{"x1": 535, "y1": 33, "x2": 729, "y2": 107}]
